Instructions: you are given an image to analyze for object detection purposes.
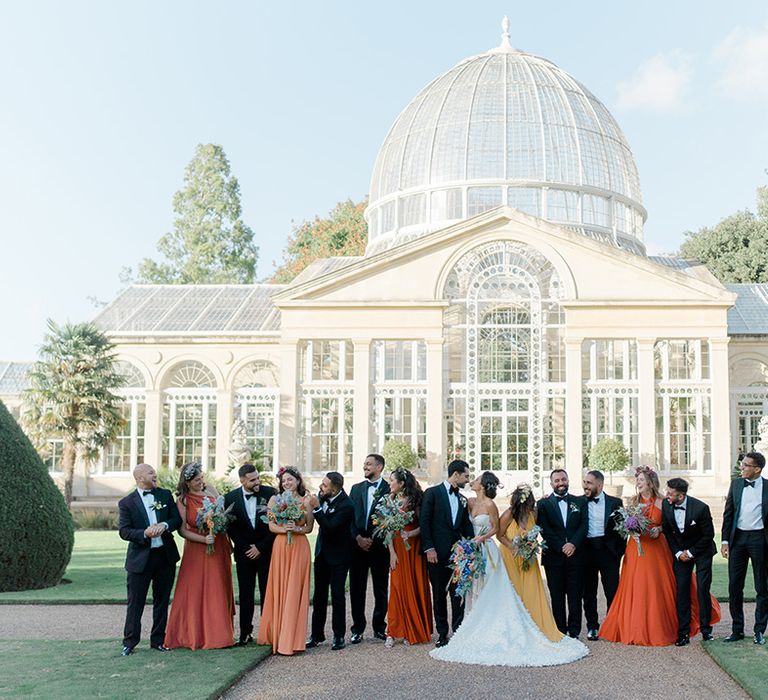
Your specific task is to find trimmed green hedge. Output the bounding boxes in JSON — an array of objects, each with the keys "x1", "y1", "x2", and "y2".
[{"x1": 0, "y1": 400, "x2": 74, "y2": 591}]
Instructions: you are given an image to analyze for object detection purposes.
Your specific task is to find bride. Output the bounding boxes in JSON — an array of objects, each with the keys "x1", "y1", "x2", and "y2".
[{"x1": 430, "y1": 472, "x2": 588, "y2": 667}]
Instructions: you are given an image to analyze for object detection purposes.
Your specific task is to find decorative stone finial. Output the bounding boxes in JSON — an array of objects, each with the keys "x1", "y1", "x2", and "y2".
[{"x1": 490, "y1": 15, "x2": 517, "y2": 54}]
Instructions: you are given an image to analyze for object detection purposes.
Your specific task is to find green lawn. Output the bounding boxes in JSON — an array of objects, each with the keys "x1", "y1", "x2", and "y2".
[
  {"x1": 0, "y1": 639, "x2": 270, "y2": 700},
  {"x1": 0, "y1": 531, "x2": 318, "y2": 604},
  {"x1": 703, "y1": 638, "x2": 768, "y2": 700}
]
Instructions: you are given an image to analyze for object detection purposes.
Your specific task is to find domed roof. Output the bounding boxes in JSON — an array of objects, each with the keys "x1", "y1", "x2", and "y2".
[{"x1": 365, "y1": 20, "x2": 646, "y2": 256}]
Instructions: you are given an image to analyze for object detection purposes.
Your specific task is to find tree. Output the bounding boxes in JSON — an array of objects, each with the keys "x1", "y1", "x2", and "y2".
[
  {"x1": 382, "y1": 440, "x2": 419, "y2": 471},
  {"x1": 271, "y1": 198, "x2": 367, "y2": 283},
  {"x1": 0, "y1": 400, "x2": 74, "y2": 591},
  {"x1": 22, "y1": 321, "x2": 126, "y2": 507},
  {"x1": 678, "y1": 186, "x2": 768, "y2": 283},
  {"x1": 136, "y1": 143, "x2": 258, "y2": 284}
]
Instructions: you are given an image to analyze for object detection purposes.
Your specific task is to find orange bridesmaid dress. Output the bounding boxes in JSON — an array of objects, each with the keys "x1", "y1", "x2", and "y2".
[
  {"x1": 386, "y1": 522, "x2": 433, "y2": 644},
  {"x1": 165, "y1": 492, "x2": 235, "y2": 649},
  {"x1": 600, "y1": 498, "x2": 721, "y2": 646},
  {"x1": 257, "y1": 530, "x2": 311, "y2": 655}
]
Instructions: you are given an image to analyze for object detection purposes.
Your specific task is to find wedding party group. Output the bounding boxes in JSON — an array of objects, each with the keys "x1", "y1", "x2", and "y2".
[{"x1": 117, "y1": 450, "x2": 768, "y2": 668}]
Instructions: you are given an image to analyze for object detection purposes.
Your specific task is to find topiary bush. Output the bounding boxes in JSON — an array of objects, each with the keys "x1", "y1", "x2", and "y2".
[
  {"x1": 588, "y1": 437, "x2": 630, "y2": 474},
  {"x1": 0, "y1": 400, "x2": 74, "y2": 591},
  {"x1": 382, "y1": 440, "x2": 419, "y2": 471}
]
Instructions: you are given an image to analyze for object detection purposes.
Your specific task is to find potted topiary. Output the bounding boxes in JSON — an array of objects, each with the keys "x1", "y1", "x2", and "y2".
[
  {"x1": 587, "y1": 437, "x2": 630, "y2": 497},
  {"x1": 381, "y1": 439, "x2": 419, "y2": 472}
]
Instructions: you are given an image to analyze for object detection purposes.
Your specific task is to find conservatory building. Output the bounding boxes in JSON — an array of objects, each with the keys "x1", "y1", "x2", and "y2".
[{"x1": 6, "y1": 25, "x2": 768, "y2": 501}]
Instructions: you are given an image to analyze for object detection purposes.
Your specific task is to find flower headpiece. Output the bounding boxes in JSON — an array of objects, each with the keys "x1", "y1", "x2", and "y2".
[
  {"x1": 634, "y1": 465, "x2": 657, "y2": 479},
  {"x1": 516, "y1": 483, "x2": 532, "y2": 500},
  {"x1": 276, "y1": 466, "x2": 286, "y2": 479},
  {"x1": 183, "y1": 462, "x2": 202, "y2": 481}
]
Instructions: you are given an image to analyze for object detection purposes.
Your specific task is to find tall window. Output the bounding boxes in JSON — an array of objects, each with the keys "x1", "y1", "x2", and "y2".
[
  {"x1": 299, "y1": 340, "x2": 354, "y2": 382},
  {"x1": 233, "y1": 361, "x2": 279, "y2": 469},
  {"x1": 478, "y1": 306, "x2": 531, "y2": 383},
  {"x1": 104, "y1": 361, "x2": 146, "y2": 472}
]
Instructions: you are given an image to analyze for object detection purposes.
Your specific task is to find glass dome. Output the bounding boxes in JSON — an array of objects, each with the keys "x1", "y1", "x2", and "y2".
[{"x1": 365, "y1": 20, "x2": 646, "y2": 256}]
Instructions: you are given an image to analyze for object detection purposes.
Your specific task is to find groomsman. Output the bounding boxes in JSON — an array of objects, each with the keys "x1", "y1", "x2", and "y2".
[
  {"x1": 224, "y1": 463, "x2": 276, "y2": 646},
  {"x1": 307, "y1": 472, "x2": 355, "y2": 650},
  {"x1": 661, "y1": 478, "x2": 716, "y2": 645},
  {"x1": 537, "y1": 468, "x2": 588, "y2": 638},
  {"x1": 349, "y1": 453, "x2": 390, "y2": 642},
  {"x1": 420, "y1": 459, "x2": 474, "y2": 647},
  {"x1": 118, "y1": 463, "x2": 181, "y2": 656},
  {"x1": 581, "y1": 470, "x2": 625, "y2": 641},
  {"x1": 722, "y1": 452, "x2": 768, "y2": 644}
]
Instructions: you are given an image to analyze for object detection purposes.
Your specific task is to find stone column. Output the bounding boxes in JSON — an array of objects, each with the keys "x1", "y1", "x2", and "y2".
[
  {"x1": 351, "y1": 339, "x2": 372, "y2": 481},
  {"x1": 636, "y1": 338, "x2": 657, "y2": 467},
  {"x1": 710, "y1": 337, "x2": 732, "y2": 491},
  {"x1": 143, "y1": 389, "x2": 163, "y2": 470},
  {"x1": 425, "y1": 338, "x2": 445, "y2": 484},
  {"x1": 564, "y1": 337, "x2": 584, "y2": 488}
]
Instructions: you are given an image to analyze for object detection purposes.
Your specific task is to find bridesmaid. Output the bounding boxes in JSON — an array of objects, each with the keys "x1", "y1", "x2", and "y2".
[
  {"x1": 165, "y1": 462, "x2": 235, "y2": 649},
  {"x1": 385, "y1": 467, "x2": 432, "y2": 648},
  {"x1": 498, "y1": 484, "x2": 564, "y2": 643},
  {"x1": 257, "y1": 467, "x2": 314, "y2": 655}
]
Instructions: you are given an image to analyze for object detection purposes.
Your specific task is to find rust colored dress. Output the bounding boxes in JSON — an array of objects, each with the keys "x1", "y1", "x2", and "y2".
[
  {"x1": 599, "y1": 498, "x2": 721, "y2": 646},
  {"x1": 256, "y1": 529, "x2": 311, "y2": 655},
  {"x1": 165, "y1": 493, "x2": 235, "y2": 649},
  {"x1": 386, "y1": 521, "x2": 433, "y2": 644}
]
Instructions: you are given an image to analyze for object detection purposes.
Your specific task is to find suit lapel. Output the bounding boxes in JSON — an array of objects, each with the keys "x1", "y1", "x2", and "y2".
[
  {"x1": 603, "y1": 495, "x2": 614, "y2": 530},
  {"x1": 684, "y1": 498, "x2": 694, "y2": 532},
  {"x1": 438, "y1": 485, "x2": 453, "y2": 528},
  {"x1": 134, "y1": 490, "x2": 150, "y2": 528},
  {"x1": 550, "y1": 495, "x2": 566, "y2": 531}
]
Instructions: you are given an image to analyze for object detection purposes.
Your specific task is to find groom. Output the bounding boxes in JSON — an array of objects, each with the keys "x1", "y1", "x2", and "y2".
[
  {"x1": 661, "y1": 478, "x2": 716, "y2": 645},
  {"x1": 537, "y1": 469, "x2": 588, "y2": 638},
  {"x1": 420, "y1": 459, "x2": 474, "y2": 647}
]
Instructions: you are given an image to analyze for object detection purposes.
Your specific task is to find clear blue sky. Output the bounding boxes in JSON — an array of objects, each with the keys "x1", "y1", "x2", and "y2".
[{"x1": 1, "y1": 1, "x2": 767, "y2": 359}]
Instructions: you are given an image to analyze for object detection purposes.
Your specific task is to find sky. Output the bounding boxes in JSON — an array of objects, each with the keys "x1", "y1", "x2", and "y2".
[{"x1": 1, "y1": 1, "x2": 767, "y2": 360}]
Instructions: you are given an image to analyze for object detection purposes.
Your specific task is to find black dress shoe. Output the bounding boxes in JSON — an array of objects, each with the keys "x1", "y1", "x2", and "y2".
[
  {"x1": 305, "y1": 637, "x2": 324, "y2": 649},
  {"x1": 675, "y1": 635, "x2": 690, "y2": 647},
  {"x1": 373, "y1": 631, "x2": 387, "y2": 641},
  {"x1": 435, "y1": 637, "x2": 449, "y2": 648},
  {"x1": 724, "y1": 632, "x2": 745, "y2": 642},
  {"x1": 331, "y1": 637, "x2": 345, "y2": 650},
  {"x1": 587, "y1": 629, "x2": 599, "y2": 641},
  {"x1": 350, "y1": 632, "x2": 363, "y2": 644},
  {"x1": 567, "y1": 632, "x2": 580, "y2": 639},
  {"x1": 755, "y1": 632, "x2": 766, "y2": 645},
  {"x1": 121, "y1": 645, "x2": 134, "y2": 656},
  {"x1": 235, "y1": 635, "x2": 253, "y2": 647},
  {"x1": 702, "y1": 632, "x2": 714, "y2": 641},
  {"x1": 150, "y1": 644, "x2": 171, "y2": 652}
]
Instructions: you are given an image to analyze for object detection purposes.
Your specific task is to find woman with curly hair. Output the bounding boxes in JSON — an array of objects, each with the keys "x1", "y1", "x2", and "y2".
[
  {"x1": 384, "y1": 467, "x2": 432, "y2": 647},
  {"x1": 599, "y1": 465, "x2": 720, "y2": 645}
]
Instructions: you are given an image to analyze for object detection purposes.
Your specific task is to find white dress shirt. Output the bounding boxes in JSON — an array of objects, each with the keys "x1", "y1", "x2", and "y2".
[
  {"x1": 242, "y1": 485, "x2": 257, "y2": 528},
  {"x1": 556, "y1": 494, "x2": 568, "y2": 527},
  {"x1": 587, "y1": 494, "x2": 606, "y2": 538},
  {"x1": 140, "y1": 491, "x2": 164, "y2": 548},
  {"x1": 366, "y1": 478, "x2": 383, "y2": 518},
  {"x1": 737, "y1": 479, "x2": 764, "y2": 532},
  {"x1": 443, "y1": 480, "x2": 459, "y2": 524},
  {"x1": 672, "y1": 497, "x2": 691, "y2": 560}
]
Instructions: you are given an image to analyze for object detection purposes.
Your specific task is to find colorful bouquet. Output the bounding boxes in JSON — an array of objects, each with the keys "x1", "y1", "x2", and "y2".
[
  {"x1": 261, "y1": 492, "x2": 305, "y2": 544},
  {"x1": 448, "y1": 537, "x2": 487, "y2": 599},
  {"x1": 510, "y1": 524, "x2": 547, "y2": 571},
  {"x1": 612, "y1": 503, "x2": 653, "y2": 555},
  {"x1": 195, "y1": 495, "x2": 235, "y2": 555},
  {"x1": 371, "y1": 495, "x2": 415, "y2": 550}
]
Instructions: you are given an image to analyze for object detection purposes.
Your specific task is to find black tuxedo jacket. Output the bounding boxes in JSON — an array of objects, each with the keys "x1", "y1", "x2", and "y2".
[
  {"x1": 118, "y1": 488, "x2": 181, "y2": 573},
  {"x1": 224, "y1": 485, "x2": 276, "y2": 563},
  {"x1": 419, "y1": 483, "x2": 474, "y2": 563},
  {"x1": 661, "y1": 495, "x2": 717, "y2": 560},
  {"x1": 313, "y1": 490, "x2": 355, "y2": 567},
  {"x1": 585, "y1": 493, "x2": 627, "y2": 560},
  {"x1": 350, "y1": 478, "x2": 390, "y2": 539},
  {"x1": 536, "y1": 493, "x2": 588, "y2": 566},
  {"x1": 722, "y1": 477, "x2": 768, "y2": 545}
]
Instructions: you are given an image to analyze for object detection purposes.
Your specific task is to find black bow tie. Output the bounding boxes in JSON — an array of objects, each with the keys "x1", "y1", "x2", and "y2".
[
  {"x1": 588, "y1": 496, "x2": 600, "y2": 504},
  {"x1": 555, "y1": 495, "x2": 568, "y2": 502},
  {"x1": 449, "y1": 486, "x2": 459, "y2": 497},
  {"x1": 745, "y1": 480, "x2": 756, "y2": 488},
  {"x1": 142, "y1": 490, "x2": 154, "y2": 497},
  {"x1": 673, "y1": 505, "x2": 685, "y2": 511},
  {"x1": 366, "y1": 481, "x2": 378, "y2": 489},
  {"x1": 244, "y1": 493, "x2": 255, "y2": 500}
]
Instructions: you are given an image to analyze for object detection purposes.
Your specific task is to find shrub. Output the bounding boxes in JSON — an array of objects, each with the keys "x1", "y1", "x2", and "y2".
[
  {"x1": 587, "y1": 438, "x2": 630, "y2": 474},
  {"x1": 71, "y1": 509, "x2": 119, "y2": 530},
  {"x1": 382, "y1": 440, "x2": 419, "y2": 471},
  {"x1": 0, "y1": 400, "x2": 74, "y2": 591}
]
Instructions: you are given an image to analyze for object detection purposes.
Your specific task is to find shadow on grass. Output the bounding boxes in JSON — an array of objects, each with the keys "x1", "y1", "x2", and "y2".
[{"x1": 703, "y1": 638, "x2": 768, "y2": 700}]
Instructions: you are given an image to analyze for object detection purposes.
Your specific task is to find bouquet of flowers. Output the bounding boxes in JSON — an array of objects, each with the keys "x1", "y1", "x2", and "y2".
[
  {"x1": 510, "y1": 524, "x2": 547, "y2": 571},
  {"x1": 448, "y1": 537, "x2": 487, "y2": 599},
  {"x1": 371, "y1": 495, "x2": 414, "y2": 550},
  {"x1": 612, "y1": 503, "x2": 653, "y2": 555},
  {"x1": 195, "y1": 495, "x2": 235, "y2": 555},
  {"x1": 261, "y1": 492, "x2": 305, "y2": 544}
]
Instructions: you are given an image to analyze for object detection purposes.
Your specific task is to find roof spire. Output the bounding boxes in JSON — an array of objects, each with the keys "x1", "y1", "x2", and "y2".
[{"x1": 489, "y1": 15, "x2": 517, "y2": 54}]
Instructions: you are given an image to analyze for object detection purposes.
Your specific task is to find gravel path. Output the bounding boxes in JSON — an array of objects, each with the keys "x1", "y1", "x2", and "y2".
[{"x1": 0, "y1": 596, "x2": 751, "y2": 700}]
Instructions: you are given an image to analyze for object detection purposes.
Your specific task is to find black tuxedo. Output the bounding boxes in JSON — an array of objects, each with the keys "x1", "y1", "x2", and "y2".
[
  {"x1": 582, "y1": 492, "x2": 626, "y2": 631},
  {"x1": 536, "y1": 493, "x2": 588, "y2": 636},
  {"x1": 722, "y1": 477, "x2": 768, "y2": 635},
  {"x1": 311, "y1": 490, "x2": 355, "y2": 640},
  {"x1": 118, "y1": 488, "x2": 181, "y2": 648},
  {"x1": 420, "y1": 483, "x2": 474, "y2": 639},
  {"x1": 349, "y1": 478, "x2": 391, "y2": 636},
  {"x1": 661, "y1": 496, "x2": 716, "y2": 637},
  {"x1": 224, "y1": 484, "x2": 276, "y2": 641}
]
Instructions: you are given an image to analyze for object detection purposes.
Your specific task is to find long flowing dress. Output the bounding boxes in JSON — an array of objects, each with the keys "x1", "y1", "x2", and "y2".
[
  {"x1": 256, "y1": 528, "x2": 311, "y2": 655},
  {"x1": 165, "y1": 492, "x2": 235, "y2": 649},
  {"x1": 429, "y1": 514, "x2": 588, "y2": 667},
  {"x1": 499, "y1": 515, "x2": 563, "y2": 643},
  {"x1": 387, "y1": 521, "x2": 433, "y2": 644},
  {"x1": 599, "y1": 498, "x2": 722, "y2": 646}
]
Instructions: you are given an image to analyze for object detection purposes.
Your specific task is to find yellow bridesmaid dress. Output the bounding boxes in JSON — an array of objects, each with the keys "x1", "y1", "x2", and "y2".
[{"x1": 499, "y1": 515, "x2": 563, "y2": 643}]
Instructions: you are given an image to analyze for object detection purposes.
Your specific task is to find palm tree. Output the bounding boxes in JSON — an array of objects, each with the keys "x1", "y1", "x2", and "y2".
[{"x1": 22, "y1": 320, "x2": 125, "y2": 507}]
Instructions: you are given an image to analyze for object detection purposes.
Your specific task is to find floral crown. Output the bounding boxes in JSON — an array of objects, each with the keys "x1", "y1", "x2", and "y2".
[
  {"x1": 182, "y1": 462, "x2": 202, "y2": 481},
  {"x1": 516, "y1": 483, "x2": 532, "y2": 500},
  {"x1": 634, "y1": 465, "x2": 657, "y2": 478}
]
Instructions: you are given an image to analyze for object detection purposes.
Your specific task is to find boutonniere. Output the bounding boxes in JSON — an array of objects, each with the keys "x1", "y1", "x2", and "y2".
[
  {"x1": 372, "y1": 488, "x2": 384, "y2": 501},
  {"x1": 151, "y1": 501, "x2": 166, "y2": 511},
  {"x1": 328, "y1": 508, "x2": 336, "y2": 514},
  {"x1": 691, "y1": 520, "x2": 697, "y2": 526},
  {"x1": 568, "y1": 502, "x2": 580, "y2": 514},
  {"x1": 459, "y1": 495, "x2": 468, "y2": 508}
]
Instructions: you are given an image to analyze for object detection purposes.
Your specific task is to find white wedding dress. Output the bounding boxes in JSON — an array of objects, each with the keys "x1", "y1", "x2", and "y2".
[{"x1": 429, "y1": 514, "x2": 589, "y2": 667}]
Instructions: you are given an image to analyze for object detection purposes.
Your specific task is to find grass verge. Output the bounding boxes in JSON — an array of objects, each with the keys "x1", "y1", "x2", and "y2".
[
  {"x1": 702, "y1": 638, "x2": 768, "y2": 700},
  {"x1": 0, "y1": 639, "x2": 270, "y2": 699}
]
